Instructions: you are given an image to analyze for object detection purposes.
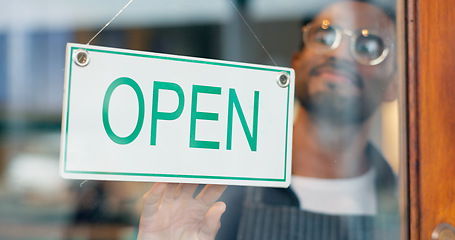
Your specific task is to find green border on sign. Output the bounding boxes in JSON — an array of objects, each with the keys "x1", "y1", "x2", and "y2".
[{"x1": 64, "y1": 45, "x2": 291, "y2": 182}]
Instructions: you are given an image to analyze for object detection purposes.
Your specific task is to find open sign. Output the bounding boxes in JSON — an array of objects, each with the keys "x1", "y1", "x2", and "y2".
[{"x1": 60, "y1": 43, "x2": 294, "y2": 187}]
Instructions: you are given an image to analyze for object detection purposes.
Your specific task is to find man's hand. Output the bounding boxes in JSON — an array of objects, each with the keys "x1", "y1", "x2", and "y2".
[{"x1": 137, "y1": 183, "x2": 227, "y2": 240}]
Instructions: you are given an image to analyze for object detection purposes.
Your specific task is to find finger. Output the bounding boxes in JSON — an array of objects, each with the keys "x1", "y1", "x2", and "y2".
[
  {"x1": 199, "y1": 201, "x2": 226, "y2": 239},
  {"x1": 141, "y1": 182, "x2": 167, "y2": 217},
  {"x1": 195, "y1": 185, "x2": 227, "y2": 207},
  {"x1": 176, "y1": 183, "x2": 199, "y2": 199},
  {"x1": 162, "y1": 183, "x2": 179, "y2": 201}
]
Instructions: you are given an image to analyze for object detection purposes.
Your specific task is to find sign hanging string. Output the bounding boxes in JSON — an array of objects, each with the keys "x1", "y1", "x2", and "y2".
[
  {"x1": 87, "y1": 0, "x2": 134, "y2": 45},
  {"x1": 228, "y1": 0, "x2": 278, "y2": 66},
  {"x1": 85, "y1": 0, "x2": 276, "y2": 66},
  {"x1": 85, "y1": 0, "x2": 276, "y2": 65}
]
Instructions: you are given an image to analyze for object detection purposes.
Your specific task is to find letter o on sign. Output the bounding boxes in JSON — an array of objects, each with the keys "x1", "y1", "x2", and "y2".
[{"x1": 102, "y1": 77, "x2": 145, "y2": 144}]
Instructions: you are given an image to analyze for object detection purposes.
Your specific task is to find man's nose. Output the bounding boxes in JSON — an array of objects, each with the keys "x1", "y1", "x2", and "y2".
[{"x1": 326, "y1": 37, "x2": 356, "y2": 63}]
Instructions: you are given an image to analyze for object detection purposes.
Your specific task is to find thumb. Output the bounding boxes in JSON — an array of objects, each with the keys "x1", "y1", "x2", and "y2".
[{"x1": 198, "y1": 201, "x2": 226, "y2": 239}]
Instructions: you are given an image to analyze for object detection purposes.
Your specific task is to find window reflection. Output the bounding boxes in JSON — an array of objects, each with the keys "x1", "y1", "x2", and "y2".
[{"x1": 1, "y1": 0, "x2": 400, "y2": 239}]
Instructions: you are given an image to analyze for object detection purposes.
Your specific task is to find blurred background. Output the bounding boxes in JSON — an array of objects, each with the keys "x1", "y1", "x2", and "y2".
[{"x1": 0, "y1": 0, "x2": 399, "y2": 239}]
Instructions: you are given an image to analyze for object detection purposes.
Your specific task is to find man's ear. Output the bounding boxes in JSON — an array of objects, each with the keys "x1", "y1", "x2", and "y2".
[
  {"x1": 382, "y1": 72, "x2": 398, "y2": 102},
  {"x1": 291, "y1": 51, "x2": 302, "y2": 70}
]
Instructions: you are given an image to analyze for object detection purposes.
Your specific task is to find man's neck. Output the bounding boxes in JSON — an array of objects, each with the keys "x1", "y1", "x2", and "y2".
[{"x1": 292, "y1": 105, "x2": 372, "y2": 179}]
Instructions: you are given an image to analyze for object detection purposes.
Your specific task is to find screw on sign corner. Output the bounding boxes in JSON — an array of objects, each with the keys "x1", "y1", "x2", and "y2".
[
  {"x1": 277, "y1": 72, "x2": 290, "y2": 88},
  {"x1": 74, "y1": 49, "x2": 90, "y2": 67}
]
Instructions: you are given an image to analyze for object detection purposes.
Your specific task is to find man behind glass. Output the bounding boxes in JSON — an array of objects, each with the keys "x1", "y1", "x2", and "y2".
[{"x1": 137, "y1": 0, "x2": 399, "y2": 239}]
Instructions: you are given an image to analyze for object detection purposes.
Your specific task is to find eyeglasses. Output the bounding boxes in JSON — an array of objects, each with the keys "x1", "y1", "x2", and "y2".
[{"x1": 302, "y1": 20, "x2": 391, "y2": 65}]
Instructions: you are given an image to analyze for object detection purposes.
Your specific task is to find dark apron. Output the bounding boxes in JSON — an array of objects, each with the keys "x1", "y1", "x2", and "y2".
[{"x1": 235, "y1": 187, "x2": 399, "y2": 240}]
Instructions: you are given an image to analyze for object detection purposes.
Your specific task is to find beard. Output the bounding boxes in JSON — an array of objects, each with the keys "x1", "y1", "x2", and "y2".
[
  {"x1": 296, "y1": 57, "x2": 385, "y2": 126},
  {"x1": 298, "y1": 89, "x2": 378, "y2": 126}
]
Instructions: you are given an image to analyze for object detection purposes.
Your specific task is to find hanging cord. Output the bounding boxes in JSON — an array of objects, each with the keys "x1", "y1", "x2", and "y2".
[
  {"x1": 87, "y1": 0, "x2": 134, "y2": 45},
  {"x1": 85, "y1": 0, "x2": 276, "y2": 66},
  {"x1": 228, "y1": 0, "x2": 278, "y2": 66}
]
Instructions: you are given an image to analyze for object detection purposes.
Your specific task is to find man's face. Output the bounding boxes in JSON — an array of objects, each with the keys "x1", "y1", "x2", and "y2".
[{"x1": 293, "y1": 1, "x2": 397, "y2": 125}]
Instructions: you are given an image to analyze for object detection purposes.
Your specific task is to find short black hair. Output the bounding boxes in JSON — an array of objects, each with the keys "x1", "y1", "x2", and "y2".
[{"x1": 300, "y1": 0, "x2": 396, "y2": 27}]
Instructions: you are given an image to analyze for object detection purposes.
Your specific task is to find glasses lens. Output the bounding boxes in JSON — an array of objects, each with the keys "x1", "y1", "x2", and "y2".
[
  {"x1": 305, "y1": 24, "x2": 338, "y2": 51},
  {"x1": 354, "y1": 34, "x2": 386, "y2": 63}
]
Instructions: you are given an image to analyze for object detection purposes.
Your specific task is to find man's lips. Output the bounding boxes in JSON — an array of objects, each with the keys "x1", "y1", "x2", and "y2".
[
  {"x1": 318, "y1": 71, "x2": 352, "y2": 84},
  {"x1": 310, "y1": 67, "x2": 363, "y2": 89}
]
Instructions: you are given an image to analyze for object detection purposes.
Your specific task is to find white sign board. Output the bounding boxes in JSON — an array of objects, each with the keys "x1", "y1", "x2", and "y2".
[{"x1": 60, "y1": 43, "x2": 294, "y2": 187}]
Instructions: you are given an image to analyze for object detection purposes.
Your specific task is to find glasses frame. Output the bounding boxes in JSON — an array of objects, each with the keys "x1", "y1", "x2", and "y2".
[{"x1": 302, "y1": 22, "x2": 391, "y2": 66}]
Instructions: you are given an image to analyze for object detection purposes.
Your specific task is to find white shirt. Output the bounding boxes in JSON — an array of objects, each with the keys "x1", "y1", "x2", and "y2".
[{"x1": 290, "y1": 167, "x2": 377, "y2": 215}]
